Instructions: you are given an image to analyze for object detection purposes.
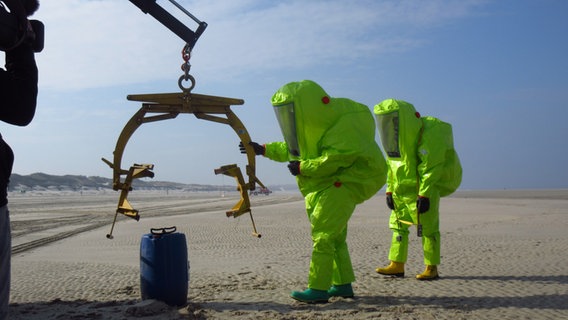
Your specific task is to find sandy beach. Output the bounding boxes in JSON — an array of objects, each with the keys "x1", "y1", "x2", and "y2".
[{"x1": 5, "y1": 189, "x2": 568, "y2": 319}]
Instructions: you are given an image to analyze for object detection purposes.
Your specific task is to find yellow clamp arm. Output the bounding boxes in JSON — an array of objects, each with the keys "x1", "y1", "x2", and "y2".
[{"x1": 214, "y1": 164, "x2": 261, "y2": 238}]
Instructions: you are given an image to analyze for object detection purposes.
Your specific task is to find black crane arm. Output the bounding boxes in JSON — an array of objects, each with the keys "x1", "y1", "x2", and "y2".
[{"x1": 129, "y1": 0, "x2": 207, "y2": 50}]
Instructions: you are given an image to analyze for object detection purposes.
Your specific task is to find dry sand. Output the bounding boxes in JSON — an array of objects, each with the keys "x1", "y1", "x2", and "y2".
[{"x1": 5, "y1": 189, "x2": 568, "y2": 319}]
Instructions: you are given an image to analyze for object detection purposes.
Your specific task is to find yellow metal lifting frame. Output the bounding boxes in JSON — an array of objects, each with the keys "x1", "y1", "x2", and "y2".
[{"x1": 102, "y1": 91, "x2": 265, "y2": 239}]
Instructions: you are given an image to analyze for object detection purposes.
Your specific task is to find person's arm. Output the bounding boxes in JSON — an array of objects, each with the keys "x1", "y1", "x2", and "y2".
[{"x1": 0, "y1": 42, "x2": 38, "y2": 126}]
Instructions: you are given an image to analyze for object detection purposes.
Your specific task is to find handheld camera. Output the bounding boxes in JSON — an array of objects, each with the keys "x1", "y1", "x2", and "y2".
[{"x1": 0, "y1": 0, "x2": 43, "y2": 52}]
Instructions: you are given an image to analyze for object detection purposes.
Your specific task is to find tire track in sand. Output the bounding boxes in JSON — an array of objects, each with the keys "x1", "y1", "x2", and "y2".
[{"x1": 11, "y1": 193, "x2": 303, "y2": 255}]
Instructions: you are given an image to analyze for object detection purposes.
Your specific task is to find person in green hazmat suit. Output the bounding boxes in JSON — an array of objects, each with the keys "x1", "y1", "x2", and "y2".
[
  {"x1": 241, "y1": 80, "x2": 387, "y2": 303},
  {"x1": 373, "y1": 99, "x2": 462, "y2": 280}
]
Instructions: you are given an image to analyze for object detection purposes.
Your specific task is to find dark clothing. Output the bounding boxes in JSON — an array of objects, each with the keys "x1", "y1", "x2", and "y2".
[
  {"x1": 0, "y1": 139, "x2": 12, "y2": 207},
  {"x1": 0, "y1": 43, "x2": 38, "y2": 206}
]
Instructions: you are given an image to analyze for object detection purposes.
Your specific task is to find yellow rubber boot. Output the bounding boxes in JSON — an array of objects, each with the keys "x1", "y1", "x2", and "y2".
[
  {"x1": 375, "y1": 261, "x2": 405, "y2": 277},
  {"x1": 416, "y1": 265, "x2": 439, "y2": 280}
]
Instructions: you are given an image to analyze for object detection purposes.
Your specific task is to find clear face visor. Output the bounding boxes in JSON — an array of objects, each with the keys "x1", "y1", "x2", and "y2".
[
  {"x1": 273, "y1": 103, "x2": 300, "y2": 157},
  {"x1": 376, "y1": 111, "x2": 401, "y2": 158}
]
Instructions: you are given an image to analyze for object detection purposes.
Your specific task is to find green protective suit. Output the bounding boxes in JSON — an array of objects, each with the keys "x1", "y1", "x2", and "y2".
[
  {"x1": 264, "y1": 80, "x2": 387, "y2": 290},
  {"x1": 374, "y1": 99, "x2": 461, "y2": 266}
]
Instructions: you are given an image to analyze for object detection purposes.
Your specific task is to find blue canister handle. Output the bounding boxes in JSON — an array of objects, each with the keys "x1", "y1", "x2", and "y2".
[{"x1": 150, "y1": 226, "x2": 177, "y2": 236}]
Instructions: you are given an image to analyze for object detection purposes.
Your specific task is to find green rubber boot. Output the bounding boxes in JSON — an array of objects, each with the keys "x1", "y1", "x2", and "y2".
[
  {"x1": 290, "y1": 288, "x2": 329, "y2": 303},
  {"x1": 327, "y1": 284, "x2": 354, "y2": 298}
]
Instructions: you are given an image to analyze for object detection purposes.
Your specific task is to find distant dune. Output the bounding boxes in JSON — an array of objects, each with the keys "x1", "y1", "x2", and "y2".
[{"x1": 8, "y1": 172, "x2": 298, "y2": 193}]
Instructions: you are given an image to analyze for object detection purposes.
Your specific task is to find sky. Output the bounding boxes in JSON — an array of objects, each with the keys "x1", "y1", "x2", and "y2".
[{"x1": 2, "y1": 0, "x2": 567, "y2": 190}]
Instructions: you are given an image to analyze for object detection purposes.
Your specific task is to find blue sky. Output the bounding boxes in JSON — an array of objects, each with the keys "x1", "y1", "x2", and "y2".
[{"x1": 2, "y1": 0, "x2": 567, "y2": 190}]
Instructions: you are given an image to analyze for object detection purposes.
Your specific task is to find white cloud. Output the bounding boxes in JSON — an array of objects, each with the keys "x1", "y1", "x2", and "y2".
[
  {"x1": 34, "y1": 0, "x2": 180, "y2": 90},
  {"x1": 32, "y1": 0, "x2": 486, "y2": 91}
]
